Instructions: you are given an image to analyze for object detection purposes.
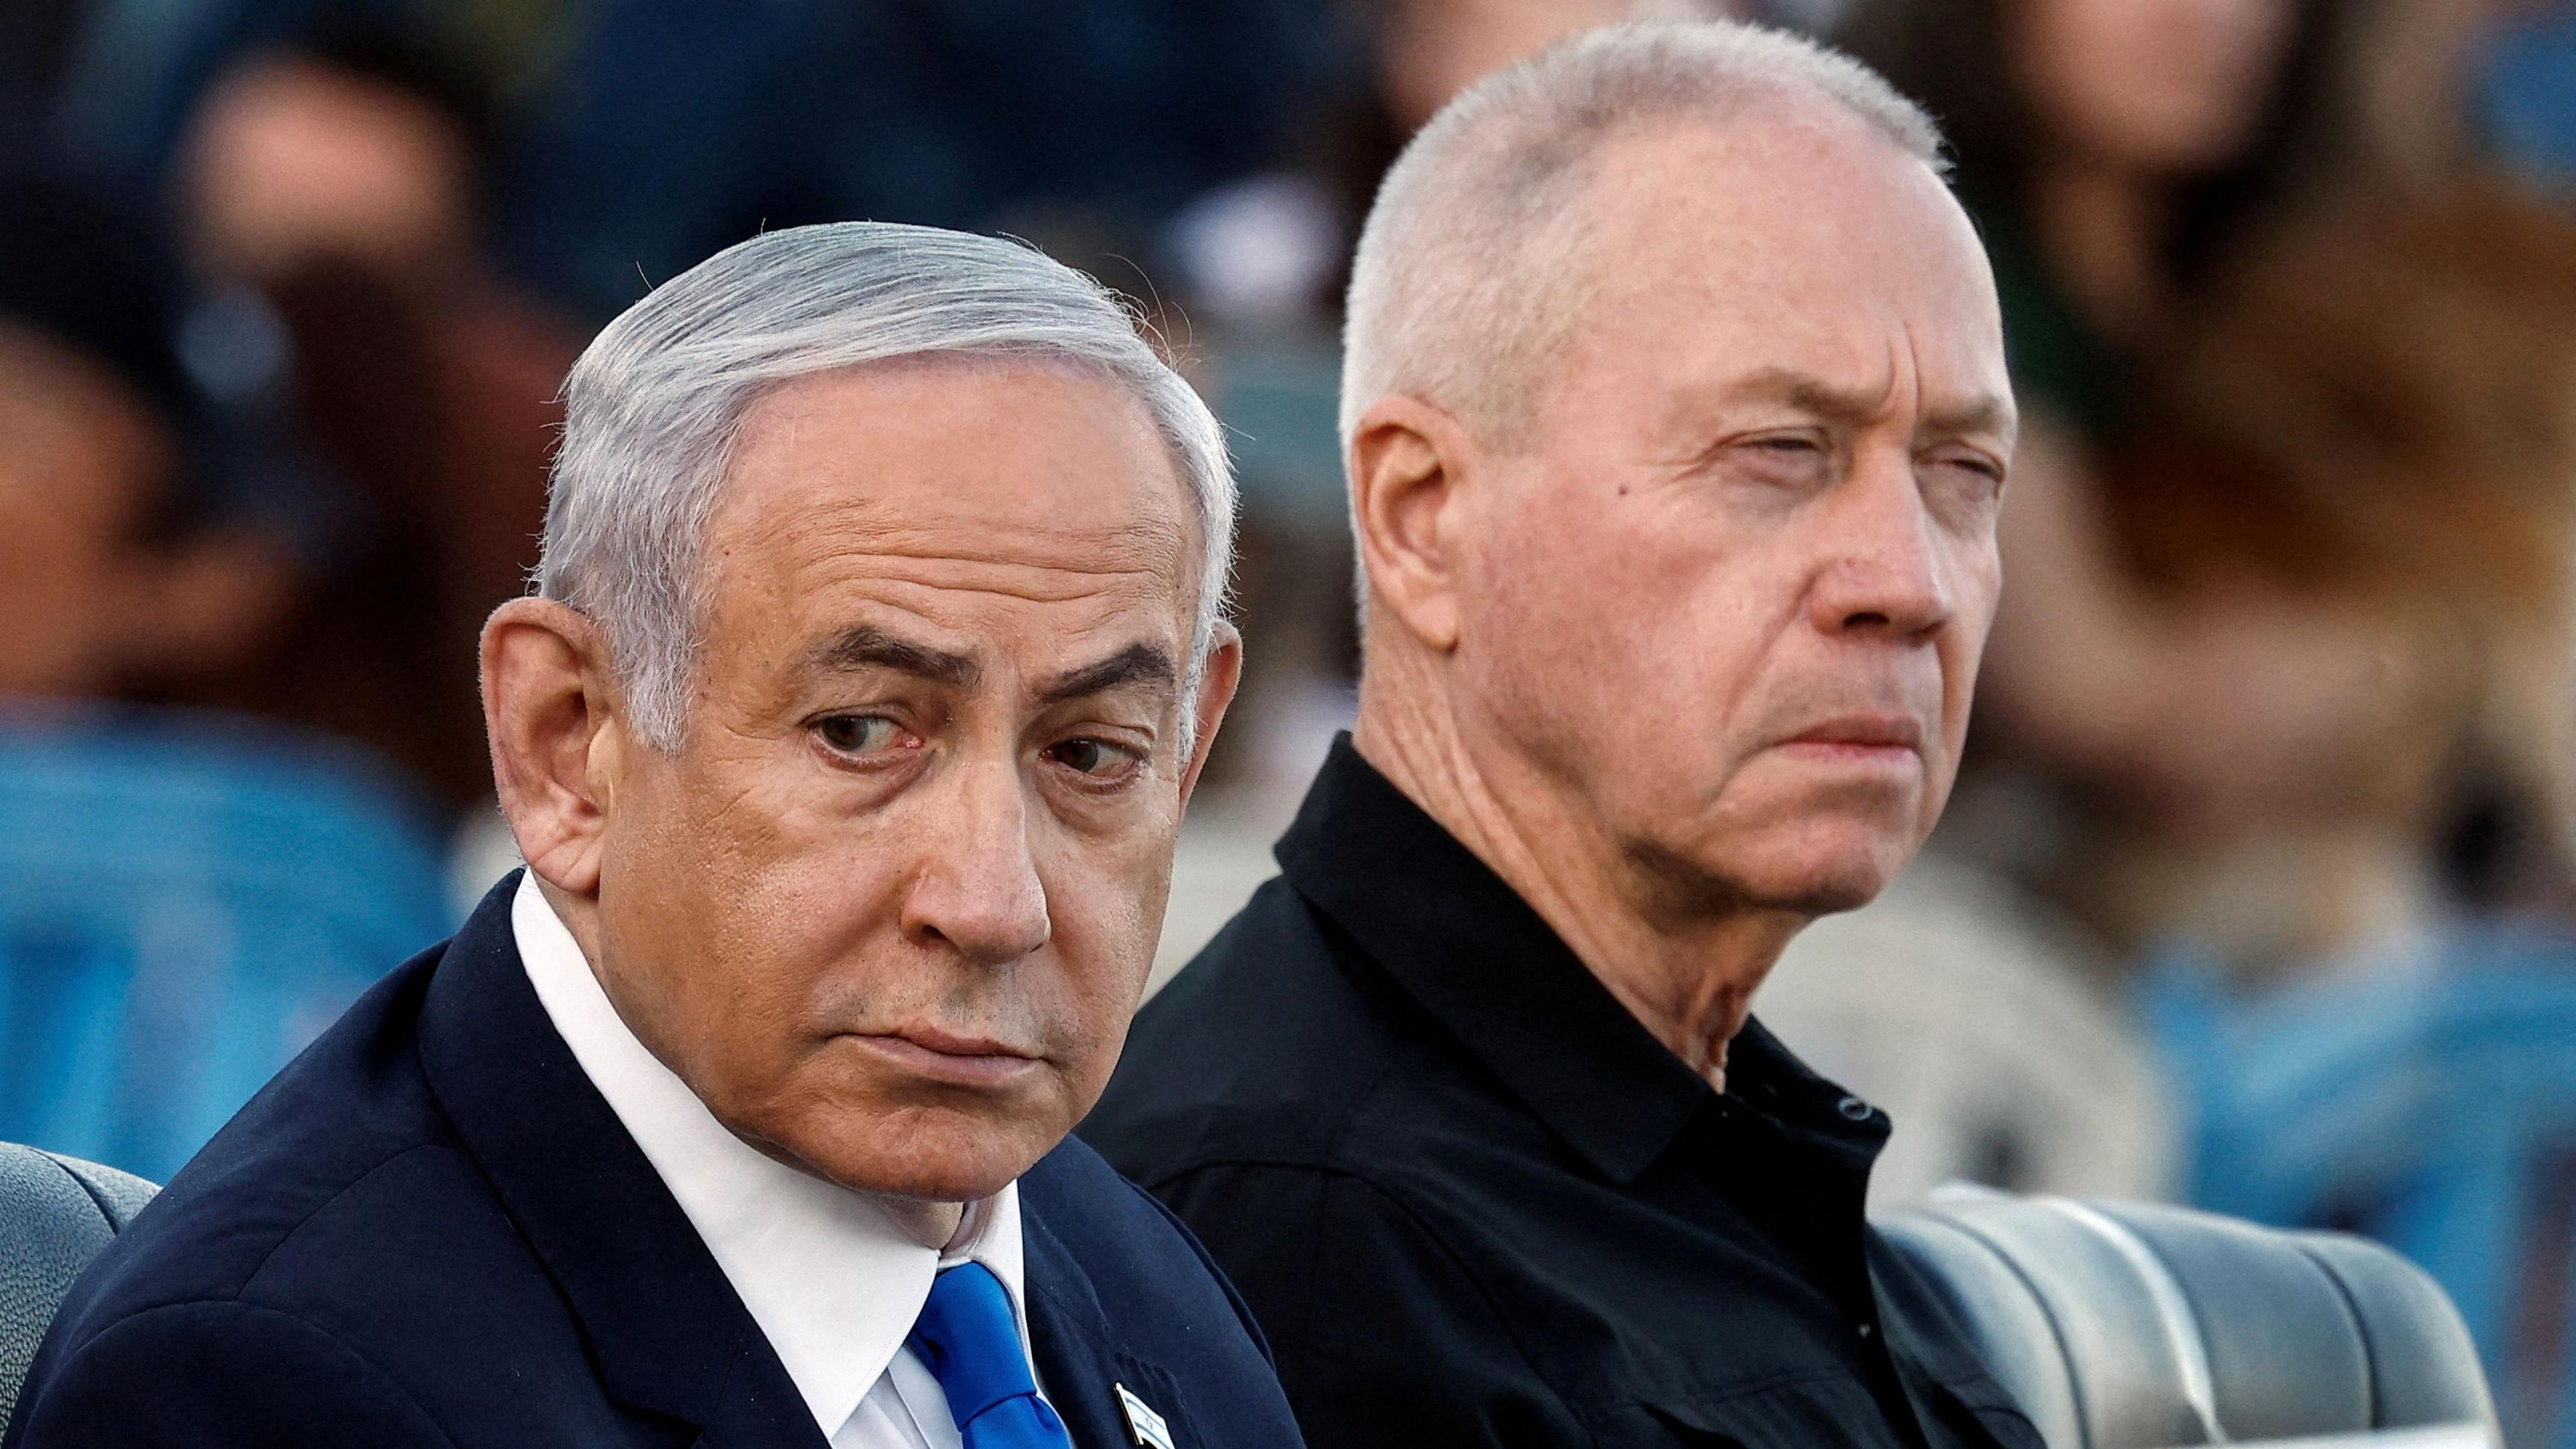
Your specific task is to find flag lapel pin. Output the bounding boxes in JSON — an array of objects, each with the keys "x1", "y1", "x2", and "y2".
[{"x1": 1114, "y1": 1382, "x2": 1175, "y2": 1449}]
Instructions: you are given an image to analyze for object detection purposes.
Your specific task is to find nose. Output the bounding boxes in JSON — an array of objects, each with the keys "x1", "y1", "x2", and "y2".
[
  {"x1": 1806, "y1": 449, "x2": 1955, "y2": 641},
  {"x1": 900, "y1": 757, "x2": 1052, "y2": 967}
]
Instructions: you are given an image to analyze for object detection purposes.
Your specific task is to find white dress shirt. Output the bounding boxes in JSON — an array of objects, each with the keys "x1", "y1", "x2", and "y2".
[{"x1": 512, "y1": 874, "x2": 1041, "y2": 1448}]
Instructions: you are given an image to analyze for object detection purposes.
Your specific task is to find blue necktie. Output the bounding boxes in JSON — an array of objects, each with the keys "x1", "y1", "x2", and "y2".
[{"x1": 906, "y1": 1262, "x2": 1072, "y2": 1448}]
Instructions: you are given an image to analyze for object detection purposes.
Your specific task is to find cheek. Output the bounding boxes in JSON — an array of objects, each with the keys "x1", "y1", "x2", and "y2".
[
  {"x1": 1030, "y1": 828, "x2": 1171, "y2": 1040},
  {"x1": 1466, "y1": 499, "x2": 1790, "y2": 794},
  {"x1": 1945, "y1": 550, "x2": 2004, "y2": 707},
  {"x1": 600, "y1": 754, "x2": 907, "y2": 1078},
  {"x1": 1457, "y1": 510, "x2": 1634, "y2": 751}
]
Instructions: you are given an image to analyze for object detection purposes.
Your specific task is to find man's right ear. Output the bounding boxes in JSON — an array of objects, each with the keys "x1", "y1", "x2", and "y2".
[
  {"x1": 1348, "y1": 394, "x2": 1474, "y2": 653},
  {"x1": 481, "y1": 597, "x2": 626, "y2": 898}
]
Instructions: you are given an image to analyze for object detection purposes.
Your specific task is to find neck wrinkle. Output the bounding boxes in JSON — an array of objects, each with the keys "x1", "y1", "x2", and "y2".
[{"x1": 1352, "y1": 661, "x2": 1801, "y2": 1089}]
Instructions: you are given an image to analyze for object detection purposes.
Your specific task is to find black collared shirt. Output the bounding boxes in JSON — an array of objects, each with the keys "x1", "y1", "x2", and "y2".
[{"x1": 1083, "y1": 739, "x2": 2043, "y2": 1449}]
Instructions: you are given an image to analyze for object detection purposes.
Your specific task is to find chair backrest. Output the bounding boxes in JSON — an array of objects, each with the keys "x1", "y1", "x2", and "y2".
[
  {"x1": 1878, "y1": 1191, "x2": 2497, "y2": 1449},
  {"x1": 0, "y1": 710, "x2": 455, "y2": 1180},
  {"x1": 0, "y1": 1142, "x2": 157, "y2": 1429}
]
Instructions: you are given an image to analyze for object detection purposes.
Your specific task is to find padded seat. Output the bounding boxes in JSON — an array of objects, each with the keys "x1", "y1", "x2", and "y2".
[
  {"x1": 1878, "y1": 1190, "x2": 2497, "y2": 1448},
  {"x1": 0, "y1": 1143, "x2": 156, "y2": 1429}
]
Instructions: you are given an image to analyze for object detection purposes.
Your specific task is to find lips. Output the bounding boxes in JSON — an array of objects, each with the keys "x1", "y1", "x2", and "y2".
[
  {"x1": 1780, "y1": 714, "x2": 1923, "y2": 753},
  {"x1": 1773, "y1": 714, "x2": 1926, "y2": 769},
  {"x1": 849, "y1": 1026, "x2": 1044, "y2": 1088},
  {"x1": 888, "y1": 1024, "x2": 1034, "y2": 1059}
]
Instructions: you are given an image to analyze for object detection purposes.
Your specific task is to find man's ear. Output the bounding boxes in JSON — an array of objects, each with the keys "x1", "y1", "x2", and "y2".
[
  {"x1": 482, "y1": 597, "x2": 627, "y2": 898},
  {"x1": 1348, "y1": 394, "x2": 1474, "y2": 652},
  {"x1": 1177, "y1": 620, "x2": 1244, "y2": 808}
]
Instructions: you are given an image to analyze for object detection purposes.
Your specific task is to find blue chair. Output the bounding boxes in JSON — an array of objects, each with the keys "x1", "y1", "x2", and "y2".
[
  {"x1": 2144, "y1": 930, "x2": 2576, "y2": 1449},
  {"x1": 0, "y1": 706, "x2": 455, "y2": 1181}
]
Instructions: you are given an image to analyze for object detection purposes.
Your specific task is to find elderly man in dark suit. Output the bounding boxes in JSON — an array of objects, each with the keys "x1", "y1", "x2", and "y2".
[
  {"x1": 1085, "y1": 19, "x2": 2037, "y2": 1449},
  {"x1": 8, "y1": 223, "x2": 1293, "y2": 1449}
]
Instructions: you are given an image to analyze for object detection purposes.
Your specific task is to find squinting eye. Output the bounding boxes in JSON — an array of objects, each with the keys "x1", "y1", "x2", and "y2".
[
  {"x1": 1046, "y1": 737, "x2": 1140, "y2": 778},
  {"x1": 1933, "y1": 454, "x2": 2008, "y2": 492},
  {"x1": 1732, "y1": 434, "x2": 1832, "y2": 484},
  {"x1": 816, "y1": 714, "x2": 904, "y2": 755}
]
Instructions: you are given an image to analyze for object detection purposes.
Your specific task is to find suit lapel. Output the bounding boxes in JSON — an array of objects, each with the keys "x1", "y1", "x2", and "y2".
[
  {"x1": 416, "y1": 874, "x2": 824, "y2": 1448},
  {"x1": 1022, "y1": 1199, "x2": 1190, "y2": 1449}
]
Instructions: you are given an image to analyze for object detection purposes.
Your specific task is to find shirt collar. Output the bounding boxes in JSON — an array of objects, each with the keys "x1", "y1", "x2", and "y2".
[
  {"x1": 1275, "y1": 735, "x2": 1884, "y2": 1184},
  {"x1": 511, "y1": 873, "x2": 1030, "y2": 1439}
]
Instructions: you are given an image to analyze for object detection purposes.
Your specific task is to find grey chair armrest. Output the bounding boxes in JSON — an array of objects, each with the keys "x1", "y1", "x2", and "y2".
[
  {"x1": 1876, "y1": 1190, "x2": 2496, "y2": 1449},
  {"x1": 0, "y1": 1143, "x2": 160, "y2": 1429}
]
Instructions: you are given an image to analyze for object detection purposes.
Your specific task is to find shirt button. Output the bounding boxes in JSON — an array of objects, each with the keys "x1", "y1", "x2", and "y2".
[
  {"x1": 1836, "y1": 1095, "x2": 1874, "y2": 1122},
  {"x1": 1858, "y1": 1323, "x2": 1875, "y2": 1339}
]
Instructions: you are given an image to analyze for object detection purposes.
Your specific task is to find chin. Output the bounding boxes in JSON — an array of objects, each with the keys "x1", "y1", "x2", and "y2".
[
  {"x1": 1708, "y1": 820, "x2": 1917, "y2": 917},
  {"x1": 1770, "y1": 861, "x2": 1894, "y2": 916},
  {"x1": 787, "y1": 1104, "x2": 1058, "y2": 1203}
]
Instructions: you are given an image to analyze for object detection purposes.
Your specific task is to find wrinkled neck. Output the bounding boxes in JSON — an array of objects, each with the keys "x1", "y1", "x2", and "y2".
[{"x1": 1352, "y1": 647, "x2": 1804, "y2": 1089}]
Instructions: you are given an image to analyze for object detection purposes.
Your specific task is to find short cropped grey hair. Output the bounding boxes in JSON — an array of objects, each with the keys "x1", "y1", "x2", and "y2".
[
  {"x1": 538, "y1": 222, "x2": 1235, "y2": 751},
  {"x1": 1339, "y1": 19, "x2": 1945, "y2": 451}
]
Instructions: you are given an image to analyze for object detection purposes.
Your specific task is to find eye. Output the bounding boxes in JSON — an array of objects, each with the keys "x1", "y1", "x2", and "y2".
[
  {"x1": 1044, "y1": 737, "x2": 1143, "y2": 781},
  {"x1": 1941, "y1": 452, "x2": 2006, "y2": 482},
  {"x1": 1926, "y1": 449, "x2": 2008, "y2": 496},
  {"x1": 1727, "y1": 432, "x2": 1834, "y2": 488},
  {"x1": 814, "y1": 714, "x2": 907, "y2": 756}
]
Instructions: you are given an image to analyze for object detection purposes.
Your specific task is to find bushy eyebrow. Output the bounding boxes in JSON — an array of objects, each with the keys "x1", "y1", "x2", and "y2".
[
  {"x1": 1036, "y1": 642, "x2": 1179, "y2": 706},
  {"x1": 812, "y1": 626, "x2": 980, "y2": 686},
  {"x1": 807, "y1": 627, "x2": 1175, "y2": 706}
]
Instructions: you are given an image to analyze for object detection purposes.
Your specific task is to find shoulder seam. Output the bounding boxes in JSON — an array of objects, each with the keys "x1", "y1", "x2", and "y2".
[
  {"x1": 48, "y1": 1297, "x2": 458, "y2": 1446},
  {"x1": 235, "y1": 1141, "x2": 458, "y2": 1299}
]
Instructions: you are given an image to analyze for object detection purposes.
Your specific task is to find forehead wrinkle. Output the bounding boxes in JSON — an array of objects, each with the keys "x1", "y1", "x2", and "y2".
[
  {"x1": 1899, "y1": 318, "x2": 2017, "y2": 448},
  {"x1": 710, "y1": 498, "x2": 1188, "y2": 614}
]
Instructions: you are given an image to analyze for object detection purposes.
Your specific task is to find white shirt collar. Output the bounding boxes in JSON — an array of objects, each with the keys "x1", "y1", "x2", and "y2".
[{"x1": 509, "y1": 873, "x2": 1030, "y2": 1439}]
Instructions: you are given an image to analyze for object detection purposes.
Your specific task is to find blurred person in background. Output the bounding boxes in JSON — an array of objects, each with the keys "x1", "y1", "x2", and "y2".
[
  {"x1": 2104, "y1": 188, "x2": 2576, "y2": 1449},
  {"x1": 0, "y1": 173, "x2": 453, "y2": 1181},
  {"x1": 168, "y1": 22, "x2": 579, "y2": 816}
]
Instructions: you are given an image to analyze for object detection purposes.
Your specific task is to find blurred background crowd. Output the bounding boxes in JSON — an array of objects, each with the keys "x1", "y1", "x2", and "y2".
[{"x1": 4, "y1": 0, "x2": 2576, "y2": 1440}]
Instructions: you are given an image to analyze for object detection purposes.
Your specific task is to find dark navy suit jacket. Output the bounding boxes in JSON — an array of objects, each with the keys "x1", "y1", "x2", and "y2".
[{"x1": 4, "y1": 875, "x2": 1304, "y2": 1448}]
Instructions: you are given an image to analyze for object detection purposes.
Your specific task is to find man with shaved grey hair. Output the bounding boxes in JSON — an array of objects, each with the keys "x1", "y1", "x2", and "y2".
[
  {"x1": 1087, "y1": 20, "x2": 2041, "y2": 1449},
  {"x1": 11, "y1": 224, "x2": 1305, "y2": 1449}
]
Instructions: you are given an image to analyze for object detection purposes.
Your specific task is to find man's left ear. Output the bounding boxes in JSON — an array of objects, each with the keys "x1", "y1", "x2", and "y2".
[{"x1": 1177, "y1": 621, "x2": 1244, "y2": 807}]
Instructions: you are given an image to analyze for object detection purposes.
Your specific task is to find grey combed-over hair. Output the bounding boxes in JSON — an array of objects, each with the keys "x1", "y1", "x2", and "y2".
[
  {"x1": 537, "y1": 222, "x2": 1236, "y2": 751},
  {"x1": 1339, "y1": 19, "x2": 1947, "y2": 453}
]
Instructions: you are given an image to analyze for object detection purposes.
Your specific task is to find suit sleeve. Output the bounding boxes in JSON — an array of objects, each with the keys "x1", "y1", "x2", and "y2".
[
  {"x1": 9, "y1": 1301, "x2": 454, "y2": 1448},
  {"x1": 1150, "y1": 1163, "x2": 1591, "y2": 1449}
]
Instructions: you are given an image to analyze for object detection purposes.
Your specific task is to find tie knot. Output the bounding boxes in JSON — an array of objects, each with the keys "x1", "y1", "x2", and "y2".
[{"x1": 908, "y1": 1261, "x2": 1061, "y2": 1442}]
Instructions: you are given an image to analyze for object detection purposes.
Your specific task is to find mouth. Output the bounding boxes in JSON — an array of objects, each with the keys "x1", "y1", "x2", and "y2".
[
  {"x1": 1775, "y1": 714, "x2": 1925, "y2": 768},
  {"x1": 846, "y1": 1027, "x2": 1045, "y2": 1089}
]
